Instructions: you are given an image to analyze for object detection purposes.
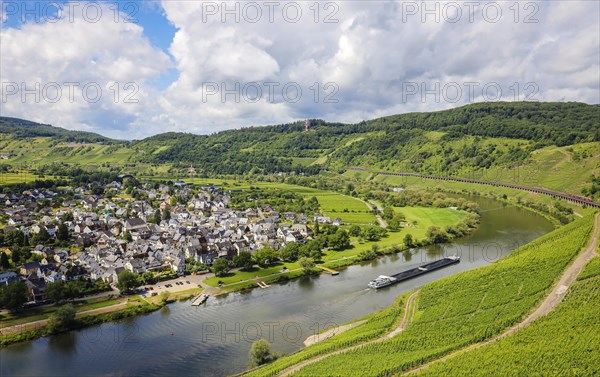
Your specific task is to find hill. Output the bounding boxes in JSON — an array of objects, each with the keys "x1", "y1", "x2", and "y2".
[
  {"x1": 0, "y1": 117, "x2": 116, "y2": 144},
  {"x1": 0, "y1": 102, "x2": 598, "y2": 198}
]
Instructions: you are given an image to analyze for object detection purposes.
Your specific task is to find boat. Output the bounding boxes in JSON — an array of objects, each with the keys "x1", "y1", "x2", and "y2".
[
  {"x1": 368, "y1": 255, "x2": 460, "y2": 289},
  {"x1": 368, "y1": 275, "x2": 398, "y2": 289}
]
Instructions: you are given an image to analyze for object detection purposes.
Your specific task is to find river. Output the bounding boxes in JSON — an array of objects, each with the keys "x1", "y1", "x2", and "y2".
[{"x1": 0, "y1": 197, "x2": 553, "y2": 377}]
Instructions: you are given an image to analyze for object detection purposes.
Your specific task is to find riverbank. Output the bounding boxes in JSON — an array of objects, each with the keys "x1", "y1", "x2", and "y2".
[
  {"x1": 1, "y1": 198, "x2": 555, "y2": 376},
  {"x1": 203, "y1": 206, "x2": 478, "y2": 295},
  {"x1": 0, "y1": 286, "x2": 204, "y2": 347},
  {"x1": 0, "y1": 195, "x2": 543, "y2": 348},
  {"x1": 243, "y1": 214, "x2": 596, "y2": 377}
]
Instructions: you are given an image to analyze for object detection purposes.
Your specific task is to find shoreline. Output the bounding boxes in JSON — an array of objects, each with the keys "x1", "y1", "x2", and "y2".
[
  {"x1": 0, "y1": 288, "x2": 203, "y2": 347},
  {"x1": 2, "y1": 191, "x2": 560, "y2": 347}
]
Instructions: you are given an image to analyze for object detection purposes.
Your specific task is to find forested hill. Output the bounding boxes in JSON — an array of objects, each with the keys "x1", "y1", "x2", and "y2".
[
  {"x1": 0, "y1": 117, "x2": 115, "y2": 143},
  {"x1": 126, "y1": 101, "x2": 598, "y2": 174},
  {"x1": 1, "y1": 102, "x2": 598, "y2": 185}
]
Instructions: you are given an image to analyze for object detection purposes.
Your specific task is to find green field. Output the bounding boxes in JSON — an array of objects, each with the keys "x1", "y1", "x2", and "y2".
[
  {"x1": 417, "y1": 256, "x2": 600, "y2": 376},
  {"x1": 0, "y1": 171, "x2": 42, "y2": 185},
  {"x1": 203, "y1": 262, "x2": 301, "y2": 287},
  {"x1": 248, "y1": 215, "x2": 594, "y2": 377},
  {"x1": 0, "y1": 296, "x2": 120, "y2": 328},
  {"x1": 396, "y1": 206, "x2": 467, "y2": 239},
  {"x1": 184, "y1": 181, "x2": 376, "y2": 226}
]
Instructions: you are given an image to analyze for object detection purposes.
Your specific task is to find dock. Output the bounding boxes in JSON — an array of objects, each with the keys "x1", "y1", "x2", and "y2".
[
  {"x1": 318, "y1": 266, "x2": 339, "y2": 275},
  {"x1": 255, "y1": 279, "x2": 270, "y2": 289},
  {"x1": 191, "y1": 294, "x2": 209, "y2": 306}
]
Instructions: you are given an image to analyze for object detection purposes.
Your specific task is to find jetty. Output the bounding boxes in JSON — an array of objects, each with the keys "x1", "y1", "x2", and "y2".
[
  {"x1": 254, "y1": 279, "x2": 270, "y2": 289},
  {"x1": 318, "y1": 266, "x2": 339, "y2": 275},
  {"x1": 191, "y1": 294, "x2": 209, "y2": 306}
]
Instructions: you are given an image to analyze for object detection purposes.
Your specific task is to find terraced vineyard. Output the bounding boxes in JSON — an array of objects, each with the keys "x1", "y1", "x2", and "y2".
[
  {"x1": 416, "y1": 256, "x2": 600, "y2": 376},
  {"x1": 244, "y1": 292, "x2": 411, "y2": 377},
  {"x1": 250, "y1": 215, "x2": 595, "y2": 377}
]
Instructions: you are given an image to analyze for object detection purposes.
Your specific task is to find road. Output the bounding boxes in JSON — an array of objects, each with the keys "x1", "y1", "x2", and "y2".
[
  {"x1": 0, "y1": 301, "x2": 128, "y2": 336},
  {"x1": 358, "y1": 198, "x2": 388, "y2": 228}
]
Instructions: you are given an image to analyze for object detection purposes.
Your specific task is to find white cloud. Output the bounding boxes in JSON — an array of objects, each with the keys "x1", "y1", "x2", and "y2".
[
  {"x1": 0, "y1": 3, "x2": 171, "y2": 139},
  {"x1": 1, "y1": 0, "x2": 598, "y2": 138},
  {"x1": 151, "y1": 0, "x2": 599, "y2": 135}
]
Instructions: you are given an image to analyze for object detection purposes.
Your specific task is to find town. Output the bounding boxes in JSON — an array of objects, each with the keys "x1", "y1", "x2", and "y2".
[{"x1": 0, "y1": 176, "x2": 337, "y2": 309}]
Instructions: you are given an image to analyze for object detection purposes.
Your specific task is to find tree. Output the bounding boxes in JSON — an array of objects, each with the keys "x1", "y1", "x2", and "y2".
[
  {"x1": 250, "y1": 339, "x2": 272, "y2": 367},
  {"x1": 357, "y1": 249, "x2": 377, "y2": 261},
  {"x1": 348, "y1": 225, "x2": 361, "y2": 237},
  {"x1": 117, "y1": 270, "x2": 140, "y2": 292},
  {"x1": 32, "y1": 227, "x2": 51, "y2": 245},
  {"x1": 45, "y1": 281, "x2": 66, "y2": 302},
  {"x1": 328, "y1": 229, "x2": 350, "y2": 250},
  {"x1": 254, "y1": 247, "x2": 278, "y2": 267},
  {"x1": 10, "y1": 248, "x2": 22, "y2": 264},
  {"x1": 0, "y1": 281, "x2": 28, "y2": 312},
  {"x1": 388, "y1": 214, "x2": 405, "y2": 231},
  {"x1": 64, "y1": 281, "x2": 82, "y2": 300},
  {"x1": 4, "y1": 230, "x2": 25, "y2": 246},
  {"x1": 160, "y1": 291, "x2": 170, "y2": 303},
  {"x1": 298, "y1": 257, "x2": 315, "y2": 273},
  {"x1": 153, "y1": 209, "x2": 162, "y2": 224},
  {"x1": 141, "y1": 271, "x2": 156, "y2": 284},
  {"x1": 212, "y1": 258, "x2": 230, "y2": 277},
  {"x1": 47, "y1": 304, "x2": 76, "y2": 334},
  {"x1": 123, "y1": 230, "x2": 132, "y2": 242},
  {"x1": 233, "y1": 251, "x2": 254, "y2": 270},
  {"x1": 163, "y1": 209, "x2": 171, "y2": 221},
  {"x1": 362, "y1": 226, "x2": 383, "y2": 241},
  {"x1": 0, "y1": 252, "x2": 9, "y2": 269},
  {"x1": 57, "y1": 222, "x2": 69, "y2": 241},
  {"x1": 382, "y1": 206, "x2": 395, "y2": 221},
  {"x1": 403, "y1": 233, "x2": 414, "y2": 248},
  {"x1": 426, "y1": 226, "x2": 449, "y2": 244},
  {"x1": 279, "y1": 243, "x2": 300, "y2": 261}
]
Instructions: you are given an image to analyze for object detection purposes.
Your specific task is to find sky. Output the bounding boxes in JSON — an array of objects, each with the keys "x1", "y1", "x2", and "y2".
[{"x1": 0, "y1": 0, "x2": 598, "y2": 140}]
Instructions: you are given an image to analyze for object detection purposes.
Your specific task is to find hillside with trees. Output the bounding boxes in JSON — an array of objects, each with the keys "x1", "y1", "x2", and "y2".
[{"x1": 0, "y1": 102, "x2": 598, "y2": 198}]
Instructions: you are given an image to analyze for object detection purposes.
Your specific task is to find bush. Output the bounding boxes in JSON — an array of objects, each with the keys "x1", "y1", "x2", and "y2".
[{"x1": 47, "y1": 304, "x2": 76, "y2": 334}]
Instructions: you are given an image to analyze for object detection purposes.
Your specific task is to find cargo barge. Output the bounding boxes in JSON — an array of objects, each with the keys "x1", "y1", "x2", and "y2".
[{"x1": 368, "y1": 255, "x2": 460, "y2": 289}]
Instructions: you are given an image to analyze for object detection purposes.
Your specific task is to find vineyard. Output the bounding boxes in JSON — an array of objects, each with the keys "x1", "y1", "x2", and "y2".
[
  {"x1": 263, "y1": 215, "x2": 594, "y2": 377},
  {"x1": 416, "y1": 256, "x2": 600, "y2": 376},
  {"x1": 577, "y1": 256, "x2": 600, "y2": 281},
  {"x1": 244, "y1": 291, "x2": 412, "y2": 377}
]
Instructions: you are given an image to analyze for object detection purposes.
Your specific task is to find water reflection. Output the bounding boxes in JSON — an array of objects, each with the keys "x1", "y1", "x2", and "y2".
[
  {"x1": 160, "y1": 305, "x2": 171, "y2": 317},
  {"x1": 48, "y1": 332, "x2": 77, "y2": 354}
]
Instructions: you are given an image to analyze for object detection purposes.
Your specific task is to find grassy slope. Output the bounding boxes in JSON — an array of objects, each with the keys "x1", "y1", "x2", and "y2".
[
  {"x1": 244, "y1": 292, "x2": 412, "y2": 377},
  {"x1": 252, "y1": 215, "x2": 594, "y2": 377},
  {"x1": 342, "y1": 141, "x2": 599, "y2": 197},
  {"x1": 416, "y1": 257, "x2": 600, "y2": 376},
  {"x1": 1, "y1": 102, "x2": 598, "y2": 199}
]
